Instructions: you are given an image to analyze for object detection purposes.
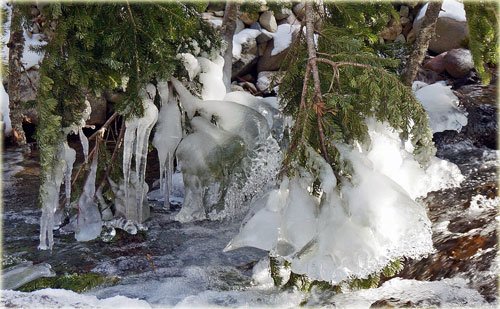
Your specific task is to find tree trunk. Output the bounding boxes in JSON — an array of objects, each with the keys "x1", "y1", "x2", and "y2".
[
  {"x1": 401, "y1": 1, "x2": 442, "y2": 86},
  {"x1": 221, "y1": 1, "x2": 240, "y2": 93},
  {"x1": 7, "y1": 3, "x2": 27, "y2": 145}
]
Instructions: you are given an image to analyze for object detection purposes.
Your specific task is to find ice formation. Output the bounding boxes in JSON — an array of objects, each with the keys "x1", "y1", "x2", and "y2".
[
  {"x1": 1, "y1": 82, "x2": 12, "y2": 136},
  {"x1": 75, "y1": 154, "x2": 102, "y2": 242},
  {"x1": 109, "y1": 172, "x2": 150, "y2": 224},
  {"x1": 225, "y1": 118, "x2": 466, "y2": 283},
  {"x1": 122, "y1": 84, "x2": 158, "y2": 223},
  {"x1": 38, "y1": 143, "x2": 69, "y2": 250},
  {"x1": 63, "y1": 99, "x2": 92, "y2": 163},
  {"x1": 232, "y1": 29, "x2": 261, "y2": 60},
  {"x1": 198, "y1": 56, "x2": 226, "y2": 101},
  {"x1": 2, "y1": 262, "x2": 55, "y2": 290},
  {"x1": 152, "y1": 81, "x2": 182, "y2": 208},
  {"x1": 413, "y1": 81, "x2": 468, "y2": 133}
]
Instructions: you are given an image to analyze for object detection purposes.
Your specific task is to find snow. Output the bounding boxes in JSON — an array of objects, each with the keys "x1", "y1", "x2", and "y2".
[
  {"x1": 122, "y1": 84, "x2": 158, "y2": 223},
  {"x1": 0, "y1": 289, "x2": 151, "y2": 308},
  {"x1": 232, "y1": 29, "x2": 261, "y2": 60},
  {"x1": 177, "y1": 53, "x2": 200, "y2": 80},
  {"x1": 268, "y1": 24, "x2": 300, "y2": 56},
  {"x1": 416, "y1": 0, "x2": 466, "y2": 23},
  {"x1": 198, "y1": 55, "x2": 226, "y2": 101},
  {"x1": 413, "y1": 81, "x2": 468, "y2": 133},
  {"x1": 75, "y1": 154, "x2": 102, "y2": 242},
  {"x1": 21, "y1": 32, "x2": 46, "y2": 71},
  {"x1": 1, "y1": 82, "x2": 12, "y2": 136}
]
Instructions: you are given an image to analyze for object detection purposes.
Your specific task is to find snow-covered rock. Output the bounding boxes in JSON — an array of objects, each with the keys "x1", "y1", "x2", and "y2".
[
  {"x1": 414, "y1": 0, "x2": 468, "y2": 53},
  {"x1": 443, "y1": 48, "x2": 474, "y2": 78}
]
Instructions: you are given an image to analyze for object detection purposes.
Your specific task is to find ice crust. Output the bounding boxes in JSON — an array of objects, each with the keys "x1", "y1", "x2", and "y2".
[
  {"x1": 413, "y1": 81, "x2": 468, "y2": 133},
  {"x1": 2, "y1": 262, "x2": 55, "y2": 290},
  {"x1": 226, "y1": 119, "x2": 465, "y2": 283}
]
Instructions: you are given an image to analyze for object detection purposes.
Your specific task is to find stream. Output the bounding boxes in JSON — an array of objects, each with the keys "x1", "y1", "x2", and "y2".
[{"x1": 1, "y1": 82, "x2": 497, "y2": 307}]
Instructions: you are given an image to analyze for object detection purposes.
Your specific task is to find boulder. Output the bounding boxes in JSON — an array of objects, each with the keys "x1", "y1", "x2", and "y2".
[
  {"x1": 406, "y1": 28, "x2": 416, "y2": 44},
  {"x1": 293, "y1": 2, "x2": 305, "y2": 21},
  {"x1": 395, "y1": 34, "x2": 406, "y2": 43},
  {"x1": 232, "y1": 54, "x2": 258, "y2": 79},
  {"x1": 259, "y1": 11, "x2": 278, "y2": 33},
  {"x1": 256, "y1": 71, "x2": 283, "y2": 94},
  {"x1": 256, "y1": 31, "x2": 273, "y2": 44},
  {"x1": 86, "y1": 92, "x2": 108, "y2": 126},
  {"x1": 413, "y1": 0, "x2": 468, "y2": 53},
  {"x1": 279, "y1": 12, "x2": 301, "y2": 26},
  {"x1": 380, "y1": 18, "x2": 402, "y2": 41},
  {"x1": 257, "y1": 39, "x2": 288, "y2": 72},
  {"x1": 275, "y1": 8, "x2": 292, "y2": 21},
  {"x1": 399, "y1": 5, "x2": 410, "y2": 18},
  {"x1": 423, "y1": 52, "x2": 447, "y2": 74},
  {"x1": 443, "y1": 48, "x2": 474, "y2": 78},
  {"x1": 240, "y1": 12, "x2": 259, "y2": 26}
]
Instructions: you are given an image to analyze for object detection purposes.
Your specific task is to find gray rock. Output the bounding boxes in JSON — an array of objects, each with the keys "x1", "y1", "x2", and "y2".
[
  {"x1": 259, "y1": 11, "x2": 277, "y2": 33},
  {"x1": 256, "y1": 71, "x2": 282, "y2": 94},
  {"x1": 293, "y1": 2, "x2": 305, "y2": 21},
  {"x1": 399, "y1": 5, "x2": 410, "y2": 18},
  {"x1": 278, "y1": 12, "x2": 301, "y2": 26},
  {"x1": 232, "y1": 54, "x2": 258, "y2": 79},
  {"x1": 213, "y1": 10, "x2": 225, "y2": 17},
  {"x1": 235, "y1": 18, "x2": 245, "y2": 34},
  {"x1": 250, "y1": 22, "x2": 262, "y2": 31},
  {"x1": 275, "y1": 8, "x2": 292, "y2": 21},
  {"x1": 256, "y1": 31, "x2": 273, "y2": 44},
  {"x1": 241, "y1": 38, "x2": 258, "y2": 56},
  {"x1": 443, "y1": 48, "x2": 474, "y2": 78},
  {"x1": 201, "y1": 12, "x2": 214, "y2": 20},
  {"x1": 400, "y1": 16, "x2": 411, "y2": 26},
  {"x1": 395, "y1": 33, "x2": 406, "y2": 43},
  {"x1": 85, "y1": 92, "x2": 108, "y2": 126}
]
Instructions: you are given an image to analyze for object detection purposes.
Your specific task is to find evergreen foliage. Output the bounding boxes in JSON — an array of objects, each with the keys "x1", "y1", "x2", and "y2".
[
  {"x1": 464, "y1": 1, "x2": 498, "y2": 85},
  {"x1": 32, "y1": 2, "x2": 220, "y2": 205}
]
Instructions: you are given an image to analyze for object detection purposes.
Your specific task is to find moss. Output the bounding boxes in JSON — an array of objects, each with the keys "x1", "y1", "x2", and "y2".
[{"x1": 16, "y1": 272, "x2": 120, "y2": 293}]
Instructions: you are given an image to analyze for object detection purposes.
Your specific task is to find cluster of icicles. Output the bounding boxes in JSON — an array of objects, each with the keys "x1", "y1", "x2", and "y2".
[{"x1": 38, "y1": 54, "x2": 283, "y2": 250}]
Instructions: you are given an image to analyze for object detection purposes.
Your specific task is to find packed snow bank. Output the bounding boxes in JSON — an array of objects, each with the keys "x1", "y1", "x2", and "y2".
[
  {"x1": 413, "y1": 81, "x2": 468, "y2": 133},
  {"x1": 226, "y1": 118, "x2": 465, "y2": 283},
  {"x1": 0, "y1": 289, "x2": 151, "y2": 308},
  {"x1": 416, "y1": 0, "x2": 466, "y2": 23}
]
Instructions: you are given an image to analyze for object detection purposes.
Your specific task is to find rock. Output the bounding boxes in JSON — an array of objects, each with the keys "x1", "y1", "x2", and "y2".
[
  {"x1": 256, "y1": 71, "x2": 283, "y2": 94},
  {"x1": 279, "y1": 12, "x2": 301, "y2": 26},
  {"x1": 241, "y1": 38, "x2": 257, "y2": 55},
  {"x1": 250, "y1": 22, "x2": 262, "y2": 31},
  {"x1": 380, "y1": 18, "x2": 402, "y2": 41},
  {"x1": 256, "y1": 31, "x2": 273, "y2": 44},
  {"x1": 232, "y1": 54, "x2": 258, "y2": 79},
  {"x1": 32, "y1": 23, "x2": 41, "y2": 34},
  {"x1": 240, "y1": 74, "x2": 255, "y2": 83},
  {"x1": 84, "y1": 91, "x2": 108, "y2": 126},
  {"x1": 239, "y1": 81, "x2": 258, "y2": 94},
  {"x1": 257, "y1": 42, "x2": 267, "y2": 56},
  {"x1": 230, "y1": 84, "x2": 245, "y2": 92},
  {"x1": 19, "y1": 69, "x2": 39, "y2": 103},
  {"x1": 406, "y1": 28, "x2": 416, "y2": 44},
  {"x1": 395, "y1": 33, "x2": 406, "y2": 43},
  {"x1": 275, "y1": 8, "x2": 292, "y2": 21},
  {"x1": 206, "y1": 1, "x2": 225, "y2": 12},
  {"x1": 402, "y1": 20, "x2": 413, "y2": 37},
  {"x1": 415, "y1": 67, "x2": 446, "y2": 84},
  {"x1": 423, "y1": 52, "x2": 448, "y2": 74},
  {"x1": 213, "y1": 10, "x2": 224, "y2": 17},
  {"x1": 413, "y1": 0, "x2": 469, "y2": 53},
  {"x1": 240, "y1": 12, "x2": 259, "y2": 26},
  {"x1": 201, "y1": 12, "x2": 214, "y2": 20},
  {"x1": 293, "y1": 2, "x2": 305, "y2": 21},
  {"x1": 208, "y1": 17, "x2": 223, "y2": 29},
  {"x1": 235, "y1": 19, "x2": 245, "y2": 34},
  {"x1": 257, "y1": 39, "x2": 290, "y2": 72},
  {"x1": 443, "y1": 48, "x2": 474, "y2": 78},
  {"x1": 399, "y1": 5, "x2": 410, "y2": 18},
  {"x1": 400, "y1": 16, "x2": 411, "y2": 26},
  {"x1": 258, "y1": 4, "x2": 269, "y2": 13},
  {"x1": 259, "y1": 11, "x2": 277, "y2": 33}
]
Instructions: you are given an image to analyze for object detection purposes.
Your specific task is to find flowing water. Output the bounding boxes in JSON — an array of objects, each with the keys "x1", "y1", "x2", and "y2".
[{"x1": 1, "y1": 83, "x2": 497, "y2": 307}]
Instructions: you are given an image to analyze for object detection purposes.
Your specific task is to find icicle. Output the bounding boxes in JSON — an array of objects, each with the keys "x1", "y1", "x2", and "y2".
[
  {"x1": 62, "y1": 141, "x2": 76, "y2": 209},
  {"x1": 38, "y1": 144, "x2": 67, "y2": 250},
  {"x1": 79, "y1": 127, "x2": 89, "y2": 163},
  {"x1": 75, "y1": 153, "x2": 102, "y2": 242},
  {"x1": 153, "y1": 81, "x2": 182, "y2": 208},
  {"x1": 122, "y1": 84, "x2": 158, "y2": 223}
]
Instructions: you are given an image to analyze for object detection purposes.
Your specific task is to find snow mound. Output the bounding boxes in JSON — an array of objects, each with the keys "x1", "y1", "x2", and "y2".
[
  {"x1": 0, "y1": 289, "x2": 151, "y2": 308},
  {"x1": 413, "y1": 81, "x2": 468, "y2": 133},
  {"x1": 416, "y1": 0, "x2": 466, "y2": 23}
]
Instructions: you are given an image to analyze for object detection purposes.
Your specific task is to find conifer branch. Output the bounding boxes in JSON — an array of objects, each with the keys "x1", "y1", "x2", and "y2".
[{"x1": 126, "y1": 1, "x2": 141, "y2": 77}]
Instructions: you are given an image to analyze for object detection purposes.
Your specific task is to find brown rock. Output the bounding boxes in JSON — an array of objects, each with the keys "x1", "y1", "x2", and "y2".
[
  {"x1": 423, "y1": 52, "x2": 447, "y2": 74},
  {"x1": 85, "y1": 91, "x2": 108, "y2": 126},
  {"x1": 257, "y1": 33, "x2": 297, "y2": 72},
  {"x1": 232, "y1": 54, "x2": 258, "y2": 79},
  {"x1": 406, "y1": 28, "x2": 416, "y2": 44},
  {"x1": 380, "y1": 18, "x2": 402, "y2": 41},
  {"x1": 240, "y1": 12, "x2": 259, "y2": 26},
  {"x1": 443, "y1": 48, "x2": 474, "y2": 78},
  {"x1": 413, "y1": 15, "x2": 469, "y2": 53}
]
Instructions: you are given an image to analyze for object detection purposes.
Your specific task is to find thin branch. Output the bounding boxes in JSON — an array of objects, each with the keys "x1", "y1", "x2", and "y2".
[{"x1": 88, "y1": 112, "x2": 118, "y2": 140}]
